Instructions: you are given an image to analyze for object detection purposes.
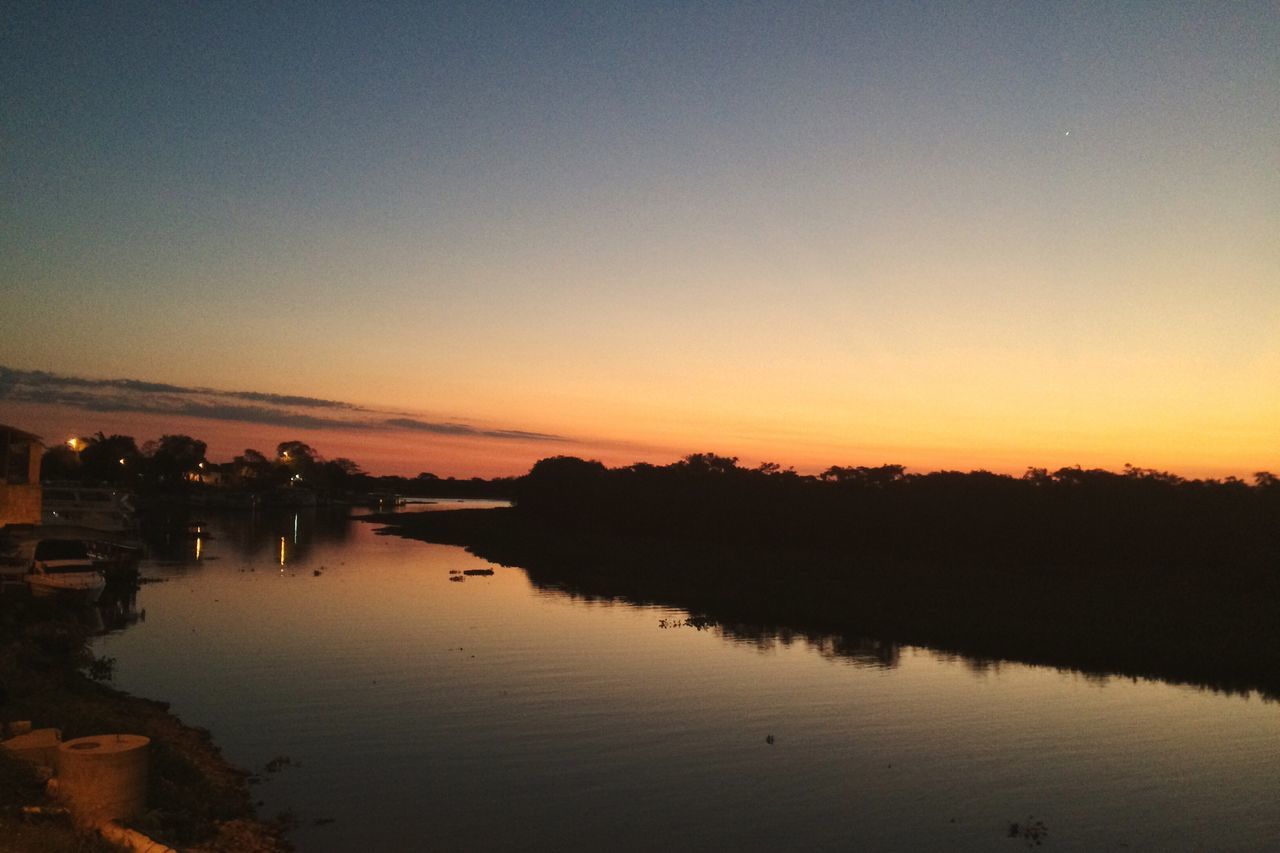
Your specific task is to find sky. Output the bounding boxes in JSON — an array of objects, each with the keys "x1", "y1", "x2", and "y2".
[{"x1": 2, "y1": 2, "x2": 1277, "y2": 478}]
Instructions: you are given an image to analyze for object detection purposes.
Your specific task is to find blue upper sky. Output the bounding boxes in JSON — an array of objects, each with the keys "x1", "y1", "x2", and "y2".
[{"x1": 3, "y1": 2, "x2": 1276, "y2": 476}]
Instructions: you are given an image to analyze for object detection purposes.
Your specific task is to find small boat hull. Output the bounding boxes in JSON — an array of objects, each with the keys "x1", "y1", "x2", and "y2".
[{"x1": 27, "y1": 572, "x2": 106, "y2": 602}]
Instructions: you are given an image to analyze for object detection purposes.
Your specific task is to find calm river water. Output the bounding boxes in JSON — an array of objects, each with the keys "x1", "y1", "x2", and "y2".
[{"x1": 95, "y1": 502, "x2": 1279, "y2": 852}]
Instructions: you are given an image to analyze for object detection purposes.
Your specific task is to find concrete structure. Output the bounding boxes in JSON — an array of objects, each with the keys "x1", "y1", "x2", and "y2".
[
  {"x1": 1, "y1": 424, "x2": 43, "y2": 527},
  {"x1": 1, "y1": 727, "x2": 63, "y2": 768},
  {"x1": 57, "y1": 734, "x2": 150, "y2": 827}
]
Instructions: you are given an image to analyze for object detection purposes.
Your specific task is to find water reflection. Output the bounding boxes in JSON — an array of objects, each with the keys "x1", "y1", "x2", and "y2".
[
  {"x1": 20, "y1": 576, "x2": 147, "y2": 639},
  {"x1": 131, "y1": 503, "x2": 1278, "y2": 701},
  {"x1": 657, "y1": 615, "x2": 903, "y2": 669},
  {"x1": 141, "y1": 505, "x2": 355, "y2": 569},
  {"x1": 501, "y1": 547, "x2": 1276, "y2": 701},
  {"x1": 97, "y1": 585, "x2": 143, "y2": 632},
  {"x1": 92, "y1": 501, "x2": 1280, "y2": 853}
]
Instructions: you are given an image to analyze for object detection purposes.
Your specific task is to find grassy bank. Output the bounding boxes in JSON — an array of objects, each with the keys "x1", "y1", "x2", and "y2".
[
  {"x1": 0, "y1": 595, "x2": 288, "y2": 852},
  {"x1": 364, "y1": 507, "x2": 1280, "y2": 700}
]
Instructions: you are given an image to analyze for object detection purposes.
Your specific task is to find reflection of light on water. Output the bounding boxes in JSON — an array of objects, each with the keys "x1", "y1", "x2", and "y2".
[
  {"x1": 279, "y1": 536, "x2": 286, "y2": 567},
  {"x1": 293, "y1": 513, "x2": 299, "y2": 545},
  {"x1": 194, "y1": 536, "x2": 202, "y2": 561},
  {"x1": 93, "y1": 502, "x2": 1280, "y2": 853}
]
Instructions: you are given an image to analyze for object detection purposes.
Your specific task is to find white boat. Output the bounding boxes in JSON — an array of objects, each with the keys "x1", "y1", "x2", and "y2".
[
  {"x1": 27, "y1": 539, "x2": 106, "y2": 602},
  {"x1": 41, "y1": 485, "x2": 138, "y2": 533}
]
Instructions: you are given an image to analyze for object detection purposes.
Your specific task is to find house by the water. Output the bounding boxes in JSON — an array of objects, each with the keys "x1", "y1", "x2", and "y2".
[{"x1": 1, "y1": 424, "x2": 43, "y2": 528}]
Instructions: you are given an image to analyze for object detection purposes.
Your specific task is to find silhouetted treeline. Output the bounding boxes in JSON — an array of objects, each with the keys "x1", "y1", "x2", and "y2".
[
  {"x1": 368, "y1": 472, "x2": 517, "y2": 499},
  {"x1": 512, "y1": 454, "x2": 1278, "y2": 571},
  {"x1": 366, "y1": 453, "x2": 1280, "y2": 698},
  {"x1": 41, "y1": 433, "x2": 516, "y2": 499}
]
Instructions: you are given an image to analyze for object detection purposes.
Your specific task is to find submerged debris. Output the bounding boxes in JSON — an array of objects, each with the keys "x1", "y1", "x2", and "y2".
[
  {"x1": 1007, "y1": 817, "x2": 1049, "y2": 847},
  {"x1": 657, "y1": 615, "x2": 717, "y2": 631},
  {"x1": 263, "y1": 755, "x2": 299, "y2": 774}
]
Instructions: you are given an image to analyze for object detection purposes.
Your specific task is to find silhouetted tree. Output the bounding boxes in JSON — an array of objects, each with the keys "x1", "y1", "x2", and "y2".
[
  {"x1": 274, "y1": 440, "x2": 321, "y2": 486},
  {"x1": 40, "y1": 444, "x2": 80, "y2": 482},
  {"x1": 145, "y1": 435, "x2": 207, "y2": 485},
  {"x1": 820, "y1": 464, "x2": 906, "y2": 486},
  {"x1": 228, "y1": 449, "x2": 271, "y2": 487},
  {"x1": 79, "y1": 432, "x2": 140, "y2": 483},
  {"x1": 679, "y1": 453, "x2": 740, "y2": 477},
  {"x1": 515, "y1": 456, "x2": 608, "y2": 518},
  {"x1": 276, "y1": 440, "x2": 318, "y2": 465},
  {"x1": 317, "y1": 457, "x2": 363, "y2": 490}
]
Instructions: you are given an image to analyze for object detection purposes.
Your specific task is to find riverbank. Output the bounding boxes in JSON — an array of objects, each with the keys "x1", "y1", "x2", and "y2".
[
  {"x1": 0, "y1": 595, "x2": 289, "y2": 851},
  {"x1": 364, "y1": 507, "x2": 1280, "y2": 700}
]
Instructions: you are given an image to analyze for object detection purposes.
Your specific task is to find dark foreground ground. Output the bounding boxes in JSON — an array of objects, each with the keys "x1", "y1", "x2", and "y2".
[
  {"x1": 0, "y1": 594, "x2": 289, "y2": 852},
  {"x1": 365, "y1": 507, "x2": 1280, "y2": 701}
]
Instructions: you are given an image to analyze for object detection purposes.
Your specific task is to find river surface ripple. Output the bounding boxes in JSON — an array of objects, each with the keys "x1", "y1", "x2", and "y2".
[{"x1": 95, "y1": 501, "x2": 1280, "y2": 852}]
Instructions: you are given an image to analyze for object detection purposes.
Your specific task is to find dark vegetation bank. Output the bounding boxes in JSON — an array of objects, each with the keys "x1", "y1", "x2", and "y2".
[{"x1": 368, "y1": 454, "x2": 1280, "y2": 699}]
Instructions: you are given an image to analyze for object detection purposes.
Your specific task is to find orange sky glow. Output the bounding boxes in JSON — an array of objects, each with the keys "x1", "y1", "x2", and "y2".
[{"x1": 3, "y1": 5, "x2": 1276, "y2": 480}]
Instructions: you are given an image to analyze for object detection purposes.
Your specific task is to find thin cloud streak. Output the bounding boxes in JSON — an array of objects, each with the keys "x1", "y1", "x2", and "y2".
[
  {"x1": 384, "y1": 417, "x2": 566, "y2": 443},
  {"x1": 0, "y1": 366, "x2": 567, "y2": 443},
  {"x1": 1, "y1": 367, "x2": 359, "y2": 410}
]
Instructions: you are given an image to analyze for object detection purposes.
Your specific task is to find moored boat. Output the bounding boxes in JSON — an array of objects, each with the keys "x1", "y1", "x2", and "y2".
[
  {"x1": 41, "y1": 485, "x2": 138, "y2": 533},
  {"x1": 27, "y1": 539, "x2": 107, "y2": 602}
]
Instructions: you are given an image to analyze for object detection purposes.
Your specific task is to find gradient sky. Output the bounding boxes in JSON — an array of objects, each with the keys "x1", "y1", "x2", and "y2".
[{"x1": 3, "y1": 2, "x2": 1277, "y2": 477}]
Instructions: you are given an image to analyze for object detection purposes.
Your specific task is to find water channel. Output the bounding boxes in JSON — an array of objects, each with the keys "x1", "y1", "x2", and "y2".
[{"x1": 95, "y1": 501, "x2": 1280, "y2": 851}]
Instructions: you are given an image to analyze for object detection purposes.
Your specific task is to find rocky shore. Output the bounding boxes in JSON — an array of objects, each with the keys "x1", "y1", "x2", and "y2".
[{"x1": 0, "y1": 595, "x2": 289, "y2": 851}]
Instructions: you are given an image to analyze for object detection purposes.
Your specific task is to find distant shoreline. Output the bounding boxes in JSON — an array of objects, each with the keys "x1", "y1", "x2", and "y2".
[{"x1": 363, "y1": 506, "x2": 1280, "y2": 701}]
